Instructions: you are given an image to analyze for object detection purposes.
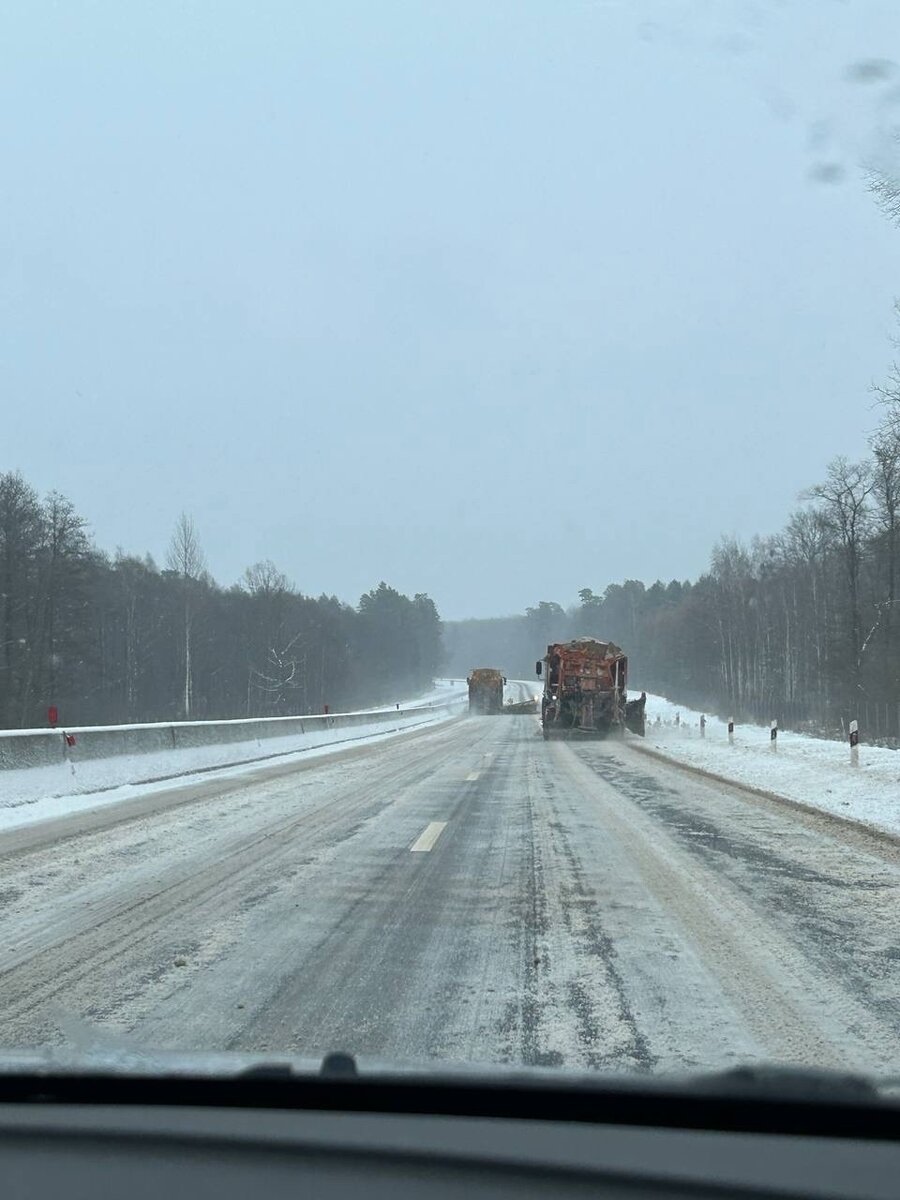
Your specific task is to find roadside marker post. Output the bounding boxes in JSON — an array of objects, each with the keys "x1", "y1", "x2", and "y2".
[
  {"x1": 850, "y1": 719, "x2": 859, "y2": 768},
  {"x1": 728, "y1": 717, "x2": 734, "y2": 746},
  {"x1": 770, "y1": 720, "x2": 778, "y2": 752},
  {"x1": 700, "y1": 714, "x2": 706, "y2": 739}
]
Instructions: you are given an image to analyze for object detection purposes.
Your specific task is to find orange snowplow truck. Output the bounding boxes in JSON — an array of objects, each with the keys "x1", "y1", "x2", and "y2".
[
  {"x1": 536, "y1": 638, "x2": 646, "y2": 739},
  {"x1": 467, "y1": 668, "x2": 505, "y2": 715}
]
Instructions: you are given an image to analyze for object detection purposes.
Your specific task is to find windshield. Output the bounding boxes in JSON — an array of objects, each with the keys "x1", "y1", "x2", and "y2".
[{"x1": 2, "y1": 0, "x2": 900, "y2": 1084}]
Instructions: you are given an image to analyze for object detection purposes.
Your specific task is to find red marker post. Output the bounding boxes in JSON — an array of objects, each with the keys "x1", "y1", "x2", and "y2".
[{"x1": 47, "y1": 706, "x2": 58, "y2": 728}]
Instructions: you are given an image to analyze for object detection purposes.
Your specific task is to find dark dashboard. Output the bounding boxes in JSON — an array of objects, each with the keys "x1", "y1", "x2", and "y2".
[{"x1": 0, "y1": 1064, "x2": 898, "y2": 1199}]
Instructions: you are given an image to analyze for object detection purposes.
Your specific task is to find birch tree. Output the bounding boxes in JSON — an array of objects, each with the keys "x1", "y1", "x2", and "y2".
[{"x1": 166, "y1": 513, "x2": 205, "y2": 719}]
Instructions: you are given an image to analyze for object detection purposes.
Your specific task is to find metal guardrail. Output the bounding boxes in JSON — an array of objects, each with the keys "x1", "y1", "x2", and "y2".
[{"x1": 0, "y1": 698, "x2": 465, "y2": 803}]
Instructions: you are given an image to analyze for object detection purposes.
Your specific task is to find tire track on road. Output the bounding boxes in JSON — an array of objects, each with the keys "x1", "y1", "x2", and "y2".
[
  {"x1": 0, "y1": 718, "x2": 495, "y2": 1046},
  {"x1": 558, "y1": 741, "x2": 900, "y2": 1072}
]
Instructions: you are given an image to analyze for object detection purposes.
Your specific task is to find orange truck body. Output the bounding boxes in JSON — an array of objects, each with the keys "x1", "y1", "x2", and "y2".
[
  {"x1": 537, "y1": 638, "x2": 646, "y2": 738},
  {"x1": 467, "y1": 667, "x2": 505, "y2": 715}
]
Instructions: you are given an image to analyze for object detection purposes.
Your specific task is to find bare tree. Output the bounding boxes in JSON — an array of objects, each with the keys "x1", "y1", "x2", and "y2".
[
  {"x1": 22, "y1": 492, "x2": 89, "y2": 719},
  {"x1": 240, "y1": 560, "x2": 302, "y2": 714},
  {"x1": 872, "y1": 424, "x2": 900, "y2": 588},
  {"x1": 860, "y1": 323, "x2": 900, "y2": 687},
  {"x1": 868, "y1": 304, "x2": 900, "y2": 437},
  {"x1": 242, "y1": 559, "x2": 290, "y2": 597},
  {"x1": 166, "y1": 513, "x2": 205, "y2": 718},
  {"x1": 872, "y1": 361, "x2": 900, "y2": 415},
  {"x1": 782, "y1": 507, "x2": 834, "y2": 699},
  {"x1": 0, "y1": 473, "x2": 42, "y2": 725},
  {"x1": 868, "y1": 169, "x2": 900, "y2": 230},
  {"x1": 709, "y1": 537, "x2": 756, "y2": 711},
  {"x1": 166, "y1": 512, "x2": 205, "y2": 580},
  {"x1": 805, "y1": 457, "x2": 875, "y2": 689}
]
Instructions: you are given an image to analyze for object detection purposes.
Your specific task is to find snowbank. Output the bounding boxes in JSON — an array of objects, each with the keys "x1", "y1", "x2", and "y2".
[
  {"x1": 356, "y1": 678, "x2": 469, "y2": 711},
  {"x1": 638, "y1": 693, "x2": 900, "y2": 839},
  {"x1": 0, "y1": 699, "x2": 464, "y2": 811}
]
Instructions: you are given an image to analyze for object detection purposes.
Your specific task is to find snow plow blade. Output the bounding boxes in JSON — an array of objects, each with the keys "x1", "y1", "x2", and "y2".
[
  {"x1": 625, "y1": 693, "x2": 647, "y2": 737},
  {"x1": 503, "y1": 698, "x2": 539, "y2": 715}
]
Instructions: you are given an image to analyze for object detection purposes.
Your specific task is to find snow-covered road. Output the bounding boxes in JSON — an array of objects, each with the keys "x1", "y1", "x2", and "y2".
[{"x1": 0, "y1": 712, "x2": 898, "y2": 1076}]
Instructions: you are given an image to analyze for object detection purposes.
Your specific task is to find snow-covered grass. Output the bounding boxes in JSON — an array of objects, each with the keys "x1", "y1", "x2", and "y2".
[{"x1": 638, "y1": 693, "x2": 900, "y2": 839}]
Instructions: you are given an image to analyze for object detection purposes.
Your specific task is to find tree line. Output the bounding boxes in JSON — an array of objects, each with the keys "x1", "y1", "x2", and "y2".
[
  {"x1": 0, "y1": 473, "x2": 442, "y2": 728},
  {"x1": 446, "y1": 373, "x2": 900, "y2": 741}
]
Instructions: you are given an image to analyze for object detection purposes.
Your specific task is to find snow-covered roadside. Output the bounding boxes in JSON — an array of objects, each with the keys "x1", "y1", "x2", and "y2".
[
  {"x1": 401, "y1": 678, "x2": 538, "y2": 705},
  {"x1": 637, "y1": 693, "x2": 900, "y2": 839},
  {"x1": 0, "y1": 682, "x2": 471, "y2": 829},
  {"x1": 356, "y1": 677, "x2": 469, "y2": 711},
  {"x1": 403, "y1": 677, "x2": 537, "y2": 706},
  {"x1": 0, "y1": 676, "x2": 522, "y2": 837},
  {"x1": 0, "y1": 708, "x2": 463, "y2": 836}
]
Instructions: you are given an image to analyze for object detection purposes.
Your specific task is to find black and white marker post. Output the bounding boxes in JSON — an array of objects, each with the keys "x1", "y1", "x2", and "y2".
[
  {"x1": 770, "y1": 719, "x2": 778, "y2": 752},
  {"x1": 850, "y1": 718, "x2": 859, "y2": 768},
  {"x1": 728, "y1": 717, "x2": 734, "y2": 746}
]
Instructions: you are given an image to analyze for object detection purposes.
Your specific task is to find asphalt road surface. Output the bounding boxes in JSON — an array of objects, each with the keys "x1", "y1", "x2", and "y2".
[{"x1": 1, "y1": 704, "x2": 900, "y2": 1076}]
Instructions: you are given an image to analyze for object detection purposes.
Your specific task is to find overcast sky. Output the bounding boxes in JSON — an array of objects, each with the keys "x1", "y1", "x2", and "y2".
[{"x1": 3, "y1": 1, "x2": 900, "y2": 619}]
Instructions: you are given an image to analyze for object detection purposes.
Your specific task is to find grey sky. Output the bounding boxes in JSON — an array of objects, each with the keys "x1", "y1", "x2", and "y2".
[{"x1": 3, "y1": 1, "x2": 900, "y2": 619}]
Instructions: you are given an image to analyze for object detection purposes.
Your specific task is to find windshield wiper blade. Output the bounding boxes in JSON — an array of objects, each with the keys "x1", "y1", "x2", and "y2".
[
  {"x1": 240, "y1": 1056, "x2": 880, "y2": 1103},
  {"x1": 239, "y1": 1052, "x2": 358, "y2": 1081},
  {"x1": 2, "y1": 1056, "x2": 897, "y2": 1141},
  {"x1": 684, "y1": 1065, "x2": 880, "y2": 1103}
]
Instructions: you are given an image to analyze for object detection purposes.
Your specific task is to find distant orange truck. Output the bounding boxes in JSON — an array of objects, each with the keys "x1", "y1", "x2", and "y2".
[{"x1": 467, "y1": 668, "x2": 505, "y2": 715}]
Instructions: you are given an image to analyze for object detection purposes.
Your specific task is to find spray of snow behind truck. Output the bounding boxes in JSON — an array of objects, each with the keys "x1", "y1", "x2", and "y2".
[{"x1": 536, "y1": 638, "x2": 646, "y2": 739}]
